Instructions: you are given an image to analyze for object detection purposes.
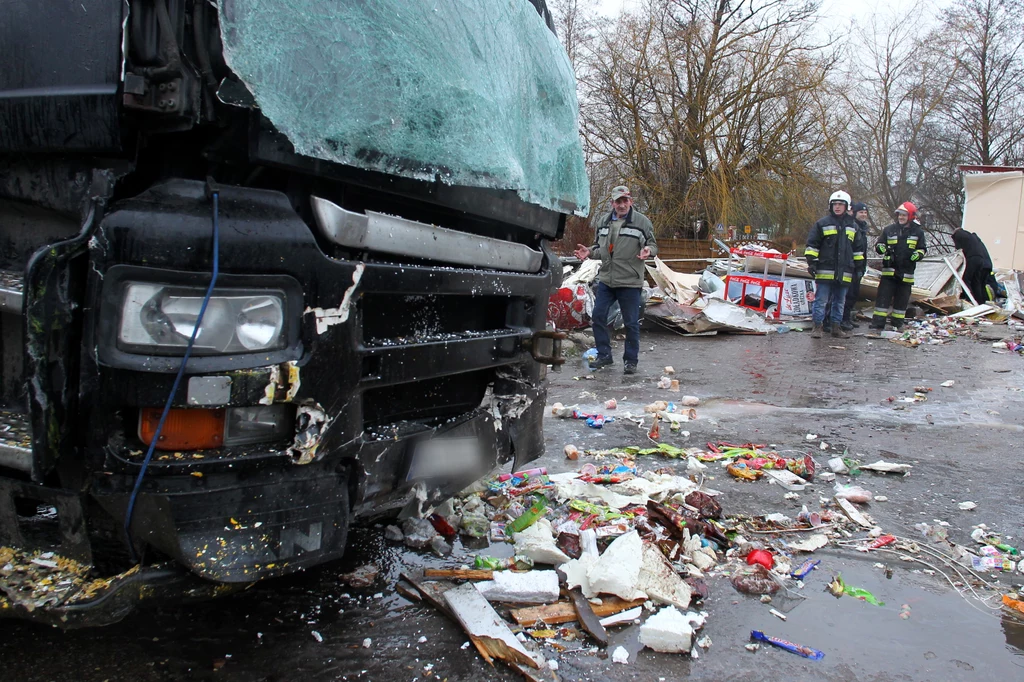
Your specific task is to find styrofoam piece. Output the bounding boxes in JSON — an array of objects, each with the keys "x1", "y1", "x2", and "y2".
[
  {"x1": 600, "y1": 606, "x2": 642, "y2": 627},
  {"x1": 637, "y1": 542, "x2": 693, "y2": 609},
  {"x1": 475, "y1": 570, "x2": 560, "y2": 604},
  {"x1": 561, "y1": 555, "x2": 597, "y2": 597},
  {"x1": 639, "y1": 606, "x2": 695, "y2": 653},
  {"x1": 611, "y1": 646, "x2": 631, "y2": 664},
  {"x1": 513, "y1": 518, "x2": 571, "y2": 565},
  {"x1": 588, "y1": 530, "x2": 645, "y2": 600}
]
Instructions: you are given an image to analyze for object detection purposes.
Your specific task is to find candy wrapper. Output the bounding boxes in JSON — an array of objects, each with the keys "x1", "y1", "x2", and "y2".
[{"x1": 750, "y1": 631, "x2": 825, "y2": 660}]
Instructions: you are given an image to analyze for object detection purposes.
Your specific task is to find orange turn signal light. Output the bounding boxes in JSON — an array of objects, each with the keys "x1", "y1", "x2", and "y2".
[{"x1": 139, "y1": 408, "x2": 226, "y2": 451}]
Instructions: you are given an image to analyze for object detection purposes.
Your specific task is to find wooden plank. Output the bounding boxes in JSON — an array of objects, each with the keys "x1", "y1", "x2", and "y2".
[
  {"x1": 510, "y1": 596, "x2": 645, "y2": 625},
  {"x1": 423, "y1": 568, "x2": 494, "y2": 581},
  {"x1": 395, "y1": 579, "x2": 422, "y2": 602},
  {"x1": 835, "y1": 497, "x2": 873, "y2": 528},
  {"x1": 443, "y1": 583, "x2": 540, "y2": 670}
]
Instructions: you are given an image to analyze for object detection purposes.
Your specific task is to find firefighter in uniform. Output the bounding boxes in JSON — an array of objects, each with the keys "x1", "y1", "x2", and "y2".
[
  {"x1": 871, "y1": 202, "x2": 926, "y2": 330},
  {"x1": 805, "y1": 190, "x2": 859, "y2": 339}
]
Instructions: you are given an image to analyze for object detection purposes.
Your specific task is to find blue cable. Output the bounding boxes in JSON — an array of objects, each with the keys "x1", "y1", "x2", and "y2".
[{"x1": 124, "y1": 191, "x2": 220, "y2": 562}]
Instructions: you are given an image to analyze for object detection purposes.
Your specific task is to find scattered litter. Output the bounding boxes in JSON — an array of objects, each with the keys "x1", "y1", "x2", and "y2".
[
  {"x1": 859, "y1": 461, "x2": 912, "y2": 475},
  {"x1": 564, "y1": 444, "x2": 580, "y2": 460},
  {"x1": 788, "y1": 534, "x2": 829, "y2": 553},
  {"x1": 791, "y1": 559, "x2": 820, "y2": 580},
  {"x1": 340, "y1": 564, "x2": 380, "y2": 588},
  {"x1": 612, "y1": 646, "x2": 630, "y2": 664},
  {"x1": 941, "y1": 380, "x2": 955, "y2": 387},
  {"x1": 750, "y1": 631, "x2": 824, "y2": 660},
  {"x1": 769, "y1": 608, "x2": 787, "y2": 621},
  {"x1": 828, "y1": 575, "x2": 884, "y2": 606},
  {"x1": 312, "y1": 630, "x2": 323, "y2": 643},
  {"x1": 362, "y1": 638, "x2": 372, "y2": 648},
  {"x1": 958, "y1": 501, "x2": 977, "y2": 511},
  {"x1": 834, "y1": 484, "x2": 872, "y2": 504},
  {"x1": 599, "y1": 606, "x2": 642, "y2": 628}
]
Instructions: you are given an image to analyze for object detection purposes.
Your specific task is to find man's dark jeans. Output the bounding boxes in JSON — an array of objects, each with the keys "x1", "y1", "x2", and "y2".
[{"x1": 592, "y1": 282, "x2": 641, "y2": 365}]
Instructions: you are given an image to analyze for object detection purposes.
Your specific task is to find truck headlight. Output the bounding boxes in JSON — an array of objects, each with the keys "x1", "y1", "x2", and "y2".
[{"x1": 118, "y1": 283, "x2": 287, "y2": 355}]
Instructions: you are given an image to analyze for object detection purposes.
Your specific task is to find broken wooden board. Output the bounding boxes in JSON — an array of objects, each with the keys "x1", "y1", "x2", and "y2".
[
  {"x1": 917, "y1": 294, "x2": 962, "y2": 315},
  {"x1": 510, "y1": 596, "x2": 645, "y2": 626},
  {"x1": 443, "y1": 582, "x2": 541, "y2": 670},
  {"x1": 835, "y1": 497, "x2": 873, "y2": 528},
  {"x1": 423, "y1": 568, "x2": 494, "y2": 580},
  {"x1": 568, "y1": 587, "x2": 608, "y2": 646},
  {"x1": 402, "y1": 572, "x2": 551, "y2": 681},
  {"x1": 395, "y1": 579, "x2": 422, "y2": 602}
]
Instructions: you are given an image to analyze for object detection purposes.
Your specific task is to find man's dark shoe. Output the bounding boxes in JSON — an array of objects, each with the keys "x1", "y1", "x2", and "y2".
[
  {"x1": 851, "y1": 322, "x2": 861, "y2": 328},
  {"x1": 589, "y1": 355, "x2": 613, "y2": 370},
  {"x1": 840, "y1": 321, "x2": 854, "y2": 332},
  {"x1": 831, "y1": 326, "x2": 851, "y2": 339},
  {"x1": 623, "y1": 363, "x2": 637, "y2": 375},
  {"x1": 811, "y1": 324, "x2": 823, "y2": 338}
]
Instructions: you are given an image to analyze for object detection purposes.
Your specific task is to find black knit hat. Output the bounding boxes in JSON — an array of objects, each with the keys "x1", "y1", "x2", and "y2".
[{"x1": 850, "y1": 202, "x2": 868, "y2": 213}]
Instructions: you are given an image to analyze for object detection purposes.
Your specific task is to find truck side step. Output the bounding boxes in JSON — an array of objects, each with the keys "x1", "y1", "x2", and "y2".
[{"x1": 0, "y1": 410, "x2": 31, "y2": 474}]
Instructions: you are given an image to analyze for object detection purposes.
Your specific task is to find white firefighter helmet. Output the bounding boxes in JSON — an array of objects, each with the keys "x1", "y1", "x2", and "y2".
[{"x1": 829, "y1": 190, "x2": 851, "y2": 207}]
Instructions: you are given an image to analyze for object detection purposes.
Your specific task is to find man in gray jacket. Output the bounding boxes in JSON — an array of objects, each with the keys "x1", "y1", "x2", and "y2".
[{"x1": 574, "y1": 185, "x2": 658, "y2": 374}]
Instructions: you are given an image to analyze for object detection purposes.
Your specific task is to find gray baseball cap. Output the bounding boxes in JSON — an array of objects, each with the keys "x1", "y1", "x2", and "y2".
[{"x1": 610, "y1": 185, "x2": 631, "y2": 201}]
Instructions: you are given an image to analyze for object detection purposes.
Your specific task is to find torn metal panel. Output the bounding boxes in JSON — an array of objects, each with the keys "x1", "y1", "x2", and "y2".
[
  {"x1": 305, "y1": 263, "x2": 364, "y2": 334},
  {"x1": 259, "y1": 361, "x2": 301, "y2": 405},
  {"x1": 288, "y1": 404, "x2": 330, "y2": 464}
]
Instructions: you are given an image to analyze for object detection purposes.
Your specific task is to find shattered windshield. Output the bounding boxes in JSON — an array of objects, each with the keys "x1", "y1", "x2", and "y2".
[{"x1": 217, "y1": 0, "x2": 589, "y2": 216}]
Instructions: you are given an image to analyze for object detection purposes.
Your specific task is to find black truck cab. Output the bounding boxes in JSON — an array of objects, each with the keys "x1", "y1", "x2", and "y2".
[{"x1": 0, "y1": 0, "x2": 587, "y2": 625}]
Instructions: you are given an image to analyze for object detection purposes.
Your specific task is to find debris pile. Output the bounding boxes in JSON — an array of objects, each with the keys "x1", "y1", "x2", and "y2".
[
  {"x1": 391, "y1": 458, "x2": 724, "y2": 673},
  {"x1": 384, "y1": 429, "x2": 1022, "y2": 675}
]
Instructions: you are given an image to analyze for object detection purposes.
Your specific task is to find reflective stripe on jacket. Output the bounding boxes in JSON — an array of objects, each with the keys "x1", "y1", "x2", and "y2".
[
  {"x1": 876, "y1": 222, "x2": 927, "y2": 283},
  {"x1": 805, "y1": 213, "x2": 857, "y2": 283}
]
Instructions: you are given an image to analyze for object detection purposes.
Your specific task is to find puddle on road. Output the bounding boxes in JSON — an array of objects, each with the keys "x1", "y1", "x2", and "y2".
[{"x1": 695, "y1": 550, "x2": 1024, "y2": 679}]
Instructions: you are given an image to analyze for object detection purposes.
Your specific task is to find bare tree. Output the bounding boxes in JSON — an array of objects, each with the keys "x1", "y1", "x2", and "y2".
[
  {"x1": 939, "y1": 0, "x2": 1024, "y2": 165},
  {"x1": 828, "y1": 4, "x2": 959, "y2": 234},
  {"x1": 576, "y1": 0, "x2": 837, "y2": 240}
]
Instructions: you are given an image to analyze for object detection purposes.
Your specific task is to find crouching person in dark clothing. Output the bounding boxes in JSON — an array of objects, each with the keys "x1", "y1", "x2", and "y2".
[
  {"x1": 952, "y1": 228, "x2": 996, "y2": 304},
  {"x1": 871, "y1": 202, "x2": 926, "y2": 330},
  {"x1": 805, "y1": 191, "x2": 858, "y2": 339}
]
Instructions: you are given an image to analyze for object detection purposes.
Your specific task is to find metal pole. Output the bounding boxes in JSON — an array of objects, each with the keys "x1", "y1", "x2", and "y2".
[{"x1": 943, "y1": 256, "x2": 978, "y2": 307}]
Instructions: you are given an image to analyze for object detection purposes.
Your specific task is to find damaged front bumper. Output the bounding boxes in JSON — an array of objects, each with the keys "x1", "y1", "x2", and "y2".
[{"x1": 1, "y1": 179, "x2": 561, "y2": 625}]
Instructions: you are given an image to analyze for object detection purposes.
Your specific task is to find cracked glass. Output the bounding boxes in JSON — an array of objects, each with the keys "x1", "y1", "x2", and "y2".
[{"x1": 218, "y1": 0, "x2": 589, "y2": 215}]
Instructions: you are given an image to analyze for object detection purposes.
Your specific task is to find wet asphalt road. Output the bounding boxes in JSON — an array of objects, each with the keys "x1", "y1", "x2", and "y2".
[{"x1": 1, "y1": 324, "x2": 1023, "y2": 681}]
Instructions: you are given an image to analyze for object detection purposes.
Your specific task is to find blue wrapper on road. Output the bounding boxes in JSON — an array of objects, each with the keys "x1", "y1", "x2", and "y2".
[{"x1": 751, "y1": 630, "x2": 825, "y2": 660}]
